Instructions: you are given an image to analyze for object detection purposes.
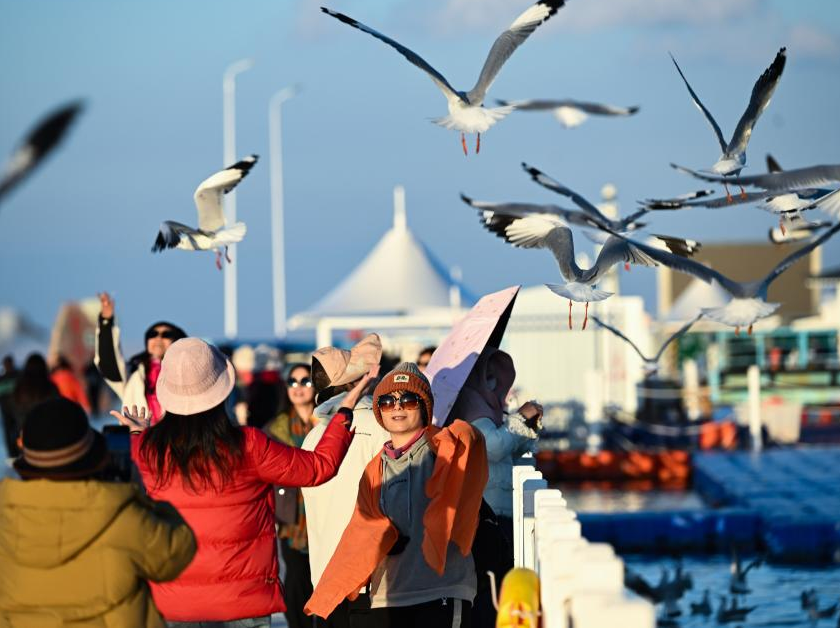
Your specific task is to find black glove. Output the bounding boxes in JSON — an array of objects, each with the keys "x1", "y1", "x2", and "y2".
[{"x1": 388, "y1": 534, "x2": 410, "y2": 555}]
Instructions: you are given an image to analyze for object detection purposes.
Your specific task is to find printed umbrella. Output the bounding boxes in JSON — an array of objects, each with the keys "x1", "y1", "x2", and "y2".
[{"x1": 424, "y1": 285, "x2": 520, "y2": 426}]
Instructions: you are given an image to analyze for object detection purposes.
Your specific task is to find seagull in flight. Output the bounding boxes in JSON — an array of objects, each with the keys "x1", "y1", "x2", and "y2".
[
  {"x1": 152, "y1": 155, "x2": 258, "y2": 269},
  {"x1": 321, "y1": 0, "x2": 566, "y2": 156},
  {"x1": 670, "y1": 47, "x2": 786, "y2": 200},
  {"x1": 464, "y1": 203, "x2": 661, "y2": 329},
  {"x1": 591, "y1": 314, "x2": 702, "y2": 376},
  {"x1": 495, "y1": 98, "x2": 638, "y2": 128},
  {"x1": 460, "y1": 193, "x2": 701, "y2": 259},
  {"x1": 520, "y1": 162, "x2": 703, "y2": 259},
  {"x1": 0, "y1": 100, "x2": 84, "y2": 206},
  {"x1": 667, "y1": 161, "x2": 840, "y2": 235},
  {"x1": 607, "y1": 220, "x2": 840, "y2": 334}
]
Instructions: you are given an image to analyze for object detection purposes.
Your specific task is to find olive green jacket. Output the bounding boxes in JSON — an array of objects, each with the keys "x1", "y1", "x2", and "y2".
[{"x1": 0, "y1": 478, "x2": 196, "y2": 627}]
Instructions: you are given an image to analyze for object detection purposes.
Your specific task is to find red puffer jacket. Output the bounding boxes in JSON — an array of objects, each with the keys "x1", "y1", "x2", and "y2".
[{"x1": 130, "y1": 414, "x2": 352, "y2": 621}]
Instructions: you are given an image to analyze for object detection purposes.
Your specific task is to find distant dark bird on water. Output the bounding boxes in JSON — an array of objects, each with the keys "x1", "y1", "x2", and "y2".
[
  {"x1": 669, "y1": 47, "x2": 786, "y2": 200},
  {"x1": 730, "y1": 551, "x2": 762, "y2": 594},
  {"x1": 152, "y1": 155, "x2": 257, "y2": 269},
  {"x1": 690, "y1": 589, "x2": 712, "y2": 616},
  {"x1": 0, "y1": 100, "x2": 84, "y2": 205}
]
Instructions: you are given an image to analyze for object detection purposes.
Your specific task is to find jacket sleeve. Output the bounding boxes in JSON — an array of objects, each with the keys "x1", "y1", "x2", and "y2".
[
  {"x1": 121, "y1": 494, "x2": 197, "y2": 583},
  {"x1": 471, "y1": 415, "x2": 538, "y2": 463},
  {"x1": 95, "y1": 315, "x2": 127, "y2": 393},
  {"x1": 249, "y1": 414, "x2": 352, "y2": 487}
]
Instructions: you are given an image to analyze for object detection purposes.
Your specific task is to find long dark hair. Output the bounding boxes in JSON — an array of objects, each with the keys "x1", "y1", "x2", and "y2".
[{"x1": 139, "y1": 402, "x2": 244, "y2": 492}]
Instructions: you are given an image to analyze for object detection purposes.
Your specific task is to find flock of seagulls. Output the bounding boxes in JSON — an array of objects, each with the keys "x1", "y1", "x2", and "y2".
[{"x1": 628, "y1": 555, "x2": 840, "y2": 626}]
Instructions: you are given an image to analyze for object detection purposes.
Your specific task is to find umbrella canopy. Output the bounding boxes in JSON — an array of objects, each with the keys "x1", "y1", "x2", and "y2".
[{"x1": 424, "y1": 286, "x2": 520, "y2": 427}]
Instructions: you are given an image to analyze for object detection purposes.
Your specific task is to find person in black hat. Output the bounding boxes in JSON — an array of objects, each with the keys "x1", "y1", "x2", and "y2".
[
  {"x1": 0, "y1": 398, "x2": 196, "y2": 625},
  {"x1": 94, "y1": 291, "x2": 186, "y2": 425}
]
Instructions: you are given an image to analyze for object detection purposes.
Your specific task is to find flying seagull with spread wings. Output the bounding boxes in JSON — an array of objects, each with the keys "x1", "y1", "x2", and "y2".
[
  {"x1": 152, "y1": 155, "x2": 258, "y2": 269},
  {"x1": 647, "y1": 155, "x2": 839, "y2": 236},
  {"x1": 321, "y1": 0, "x2": 565, "y2": 155},
  {"x1": 520, "y1": 162, "x2": 703, "y2": 259},
  {"x1": 495, "y1": 98, "x2": 638, "y2": 128},
  {"x1": 608, "y1": 220, "x2": 840, "y2": 334},
  {"x1": 592, "y1": 314, "x2": 702, "y2": 375},
  {"x1": 465, "y1": 202, "x2": 662, "y2": 329},
  {"x1": 670, "y1": 47, "x2": 786, "y2": 200},
  {"x1": 0, "y1": 100, "x2": 84, "y2": 206}
]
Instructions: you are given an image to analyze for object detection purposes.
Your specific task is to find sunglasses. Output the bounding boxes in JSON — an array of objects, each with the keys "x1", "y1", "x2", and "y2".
[
  {"x1": 287, "y1": 377, "x2": 313, "y2": 389},
  {"x1": 146, "y1": 328, "x2": 178, "y2": 340},
  {"x1": 377, "y1": 392, "x2": 421, "y2": 411}
]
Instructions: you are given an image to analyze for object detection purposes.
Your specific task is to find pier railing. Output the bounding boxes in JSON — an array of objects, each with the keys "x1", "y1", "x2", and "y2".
[{"x1": 512, "y1": 460, "x2": 655, "y2": 627}]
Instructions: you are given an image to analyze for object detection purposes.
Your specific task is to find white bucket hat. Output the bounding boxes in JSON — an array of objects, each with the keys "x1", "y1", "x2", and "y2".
[{"x1": 156, "y1": 338, "x2": 236, "y2": 415}]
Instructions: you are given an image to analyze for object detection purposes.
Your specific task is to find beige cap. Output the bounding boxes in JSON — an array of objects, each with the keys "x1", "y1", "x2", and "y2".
[
  {"x1": 311, "y1": 333, "x2": 382, "y2": 393},
  {"x1": 156, "y1": 338, "x2": 236, "y2": 415}
]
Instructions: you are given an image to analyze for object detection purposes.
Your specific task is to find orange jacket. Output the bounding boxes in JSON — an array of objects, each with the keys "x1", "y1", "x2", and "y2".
[{"x1": 305, "y1": 419, "x2": 488, "y2": 618}]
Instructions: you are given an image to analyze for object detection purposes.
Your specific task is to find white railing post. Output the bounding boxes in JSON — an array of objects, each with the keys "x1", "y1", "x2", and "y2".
[{"x1": 747, "y1": 364, "x2": 763, "y2": 452}]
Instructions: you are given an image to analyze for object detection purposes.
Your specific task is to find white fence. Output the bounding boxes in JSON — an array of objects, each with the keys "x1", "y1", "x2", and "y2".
[{"x1": 512, "y1": 463, "x2": 655, "y2": 628}]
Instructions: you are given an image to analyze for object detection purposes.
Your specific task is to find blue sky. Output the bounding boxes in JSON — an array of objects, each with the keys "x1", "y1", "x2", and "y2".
[{"x1": 1, "y1": 0, "x2": 839, "y2": 341}]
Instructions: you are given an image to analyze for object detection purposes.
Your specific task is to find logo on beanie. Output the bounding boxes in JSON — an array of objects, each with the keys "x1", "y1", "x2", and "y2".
[{"x1": 393, "y1": 374, "x2": 410, "y2": 383}]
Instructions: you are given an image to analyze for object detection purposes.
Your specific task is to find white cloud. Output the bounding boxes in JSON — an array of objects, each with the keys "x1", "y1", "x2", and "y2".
[{"x1": 787, "y1": 23, "x2": 840, "y2": 58}]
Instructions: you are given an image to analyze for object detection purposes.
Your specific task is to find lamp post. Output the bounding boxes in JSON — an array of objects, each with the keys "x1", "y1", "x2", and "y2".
[
  {"x1": 269, "y1": 85, "x2": 298, "y2": 339},
  {"x1": 222, "y1": 58, "x2": 254, "y2": 340}
]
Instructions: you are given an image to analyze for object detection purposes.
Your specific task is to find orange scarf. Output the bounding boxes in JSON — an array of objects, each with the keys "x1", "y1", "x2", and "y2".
[{"x1": 304, "y1": 419, "x2": 488, "y2": 618}]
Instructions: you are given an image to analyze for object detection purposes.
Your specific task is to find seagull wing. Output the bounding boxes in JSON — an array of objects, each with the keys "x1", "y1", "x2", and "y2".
[
  {"x1": 467, "y1": 0, "x2": 565, "y2": 104},
  {"x1": 460, "y1": 193, "x2": 597, "y2": 229},
  {"x1": 728, "y1": 48, "x2": 786, "y2": 155},
  {"x1": 644, "y1": 190, "x2": 770, "y2": 210},
  {"x1": 587, "y1": 235, "x2": 659, "y2": 283},
  {"x1": 669, "y1": 53, "x2": 727, "y2": 153},
  {"x1": 473, "y1": 208, "x2": 578, "y2": 281},
  {"x1": 193, "y1": 154, "x2": 258, "y2": 232},
  {"x1": 321, "y1": 7, "x2": 465, "y2": 104},
  {"x1": 649, "y1": 234, "x2": 703, "y2": 257},
  {"x1": 758, "y1": 220, "x2": 840, "y2": 293},
  {"x1": 671, "y1": 162, "x2": 840, "y2": 192},
  {"x1": 521, "y1": 162, "x2": 613, "y2": 225},
  {"x1": 612, "y1": 230, "x2": 742, "y2": 295},
  {"x1": 799, "y1": 187, "x2": 840, "y2": 219},
  {"x1": 496, "y1": 99, "x2": 639, "y2": 116},
  {"x1": 640, "y1": 189, "x2": 717, "y2": 209},
  {"x1": 0, "y1": 100, "x2": 84, "y2": 203},
  {"x1": 653, "y1": 314, "x2": 703, "y2": 362},
  {"x1": 766, "y1": 153, "x2": 783, "y2": 173},
  {"x1": 591, "y1": 316, "x2": 650, "y2": 362},
  {"x1": 152, "y1": 221, "x2": 196, "y2": 252}
]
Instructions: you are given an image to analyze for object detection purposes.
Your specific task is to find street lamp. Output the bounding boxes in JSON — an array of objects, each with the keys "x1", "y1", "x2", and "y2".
[
  {"x1": 269, "y1": 85, "x2": 299, "y2": 339},
  {"x1": 222, "y1": 57, "x2": 254, "y2": 340}
]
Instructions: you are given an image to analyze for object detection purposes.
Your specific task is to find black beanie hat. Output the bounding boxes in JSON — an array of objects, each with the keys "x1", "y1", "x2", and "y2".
[
  {"x1": 144, "y1": 321, "x2": 187, "y2": 342},
  {"x1": 14, "y1": 398, "x2": 109, "y2": 480}
]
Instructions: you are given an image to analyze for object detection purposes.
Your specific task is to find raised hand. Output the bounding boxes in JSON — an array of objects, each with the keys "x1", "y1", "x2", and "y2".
[
  {"x1": 110, "y1": 405, "x2": 150, "y2": 434},
  {"x1": 340, "y1": 365, "x2": 381, "y2": 411},
  {"x1": 98, "y1": 292, "x2": 114, "y2": 319}
]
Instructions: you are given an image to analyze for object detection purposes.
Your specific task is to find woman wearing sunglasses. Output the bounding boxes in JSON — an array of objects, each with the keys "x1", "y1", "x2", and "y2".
[
  {"x1": 263, "y1": 363, "x2": 321, "y2": 628},
  {"x1": 306, "y1": 363, "x2": 488, "y2": 628},
  {"x1": 95, "y1": 291, "x2": 186, "y2": 424}
]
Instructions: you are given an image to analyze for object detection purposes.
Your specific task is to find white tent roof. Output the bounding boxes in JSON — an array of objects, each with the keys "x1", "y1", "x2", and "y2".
[{"x1": 289, "y1": 187, "x2": 472, "y2": 328}]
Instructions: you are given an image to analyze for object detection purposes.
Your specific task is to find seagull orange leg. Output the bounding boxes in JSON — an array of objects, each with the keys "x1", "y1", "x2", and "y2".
[
  {"x1": 461, "y1": 133, "x2": 468, "y2": 156},
  {"x1": 735, "y1": 326, "x2": 741, "y2": 336},
  {"x1": 624, "y1": 262, "x2": 631, "y2": 271},
  {"x1": 779, "y1": 217, "x2": 786, "y2": 236},
  {"x1": 724, "y1": 182, "x2": 734, "y2": 204},
  {"x1": 568, "y1": 300, "x2": 573, "y2": 330},
  {"x1": 739, "y1": 185, "x2": 748, "y2": 200},
  {"x1": 748, "y1": 324, "x2": 753, "y2": 335},
  {"x1": 225, "y1": 246, "x2": 232, "y2": 264},
  {"x1": 476, "y1": 133, "x2": 481, "y2": 154},
  {"x1": 215, "y1": 251, "x2": 223, "y2": 271},
  {"x1": 582, "y1": 302, "x2": 589, "y2": 330}
]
